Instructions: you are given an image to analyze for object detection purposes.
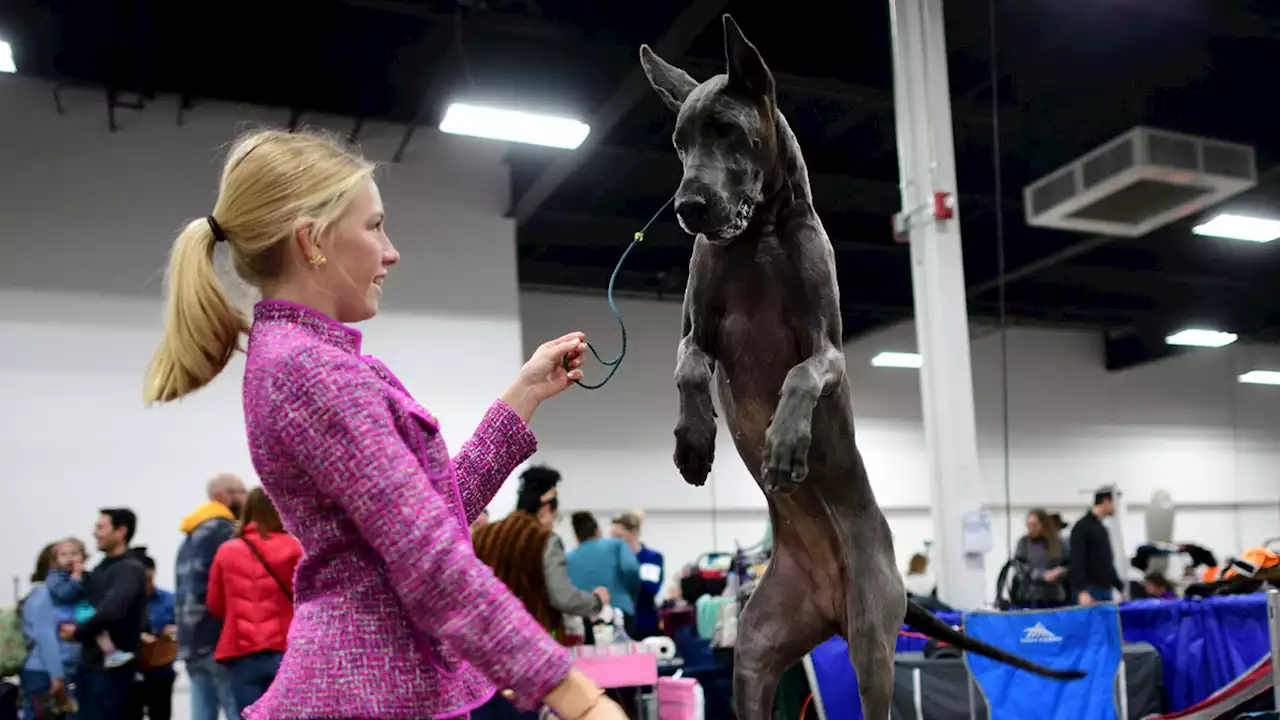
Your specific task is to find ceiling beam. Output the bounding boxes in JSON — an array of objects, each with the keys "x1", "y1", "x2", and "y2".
[
  {"x1": 675, "y1": 56, "x2": 1006, "y2": 129},
  {"x1": 1037, "y1": 264, "x2": 1276, "y2": 304},
  {"x1": 507, "y1": 143, "x2": 1013, "y2": 218},
  {"x1": 520, "y1": 211, "x2": 908, "y2": 255},
  {"x1": 520, "y1": 259, "x2": 1149, "y2": 327},
  {"x1": 1105, "y1": 0, "x2": 1280, "y2": 41},
  {"x1": 510, "y1": 1, "x2": 730, "y2": 223}
]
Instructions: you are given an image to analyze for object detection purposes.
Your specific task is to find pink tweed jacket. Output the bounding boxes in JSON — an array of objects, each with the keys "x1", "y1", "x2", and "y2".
[{"x1": 240, "y1": 300, "x2": 572, "y2": 719}]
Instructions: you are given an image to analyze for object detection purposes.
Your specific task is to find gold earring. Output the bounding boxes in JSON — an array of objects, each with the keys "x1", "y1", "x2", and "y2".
[{"x1": 308, "y1": 254, "x2": 327, "y2": 267}]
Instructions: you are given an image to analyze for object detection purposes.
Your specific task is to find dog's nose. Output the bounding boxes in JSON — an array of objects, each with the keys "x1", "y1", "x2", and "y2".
[{"x1": 675, "y1": 197, "x2": 709, "y2": 232}]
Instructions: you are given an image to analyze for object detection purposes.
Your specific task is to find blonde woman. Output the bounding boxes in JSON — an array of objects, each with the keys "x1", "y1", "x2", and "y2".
[{"x1": 142, "y1": 129, "x2": 622, "y2": 720}]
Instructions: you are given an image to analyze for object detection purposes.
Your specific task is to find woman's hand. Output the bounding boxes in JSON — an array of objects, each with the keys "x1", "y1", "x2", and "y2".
[{"x1": 502, "y1": 332, "x2": 588, "y2": 422}]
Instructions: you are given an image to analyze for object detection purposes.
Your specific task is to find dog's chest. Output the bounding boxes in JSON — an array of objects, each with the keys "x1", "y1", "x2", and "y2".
[{"x1": 709, "y1": 248, "x2": 801, "y2": 405}]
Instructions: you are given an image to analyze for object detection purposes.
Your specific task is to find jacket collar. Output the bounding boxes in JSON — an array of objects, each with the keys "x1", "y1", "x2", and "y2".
[{"x1": 253, "y1": 299, "x2": 363, "y2": 356}]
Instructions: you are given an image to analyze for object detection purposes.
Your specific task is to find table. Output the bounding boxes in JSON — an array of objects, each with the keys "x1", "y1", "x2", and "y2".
[{"x1": 573, "y1": 645, "x2": 659, "y2": 719}]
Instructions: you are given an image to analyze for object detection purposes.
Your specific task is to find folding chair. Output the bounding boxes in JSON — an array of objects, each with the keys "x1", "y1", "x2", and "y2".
[{"x1": 963, "y1": 604, "x2": 1125, "y2": 720}]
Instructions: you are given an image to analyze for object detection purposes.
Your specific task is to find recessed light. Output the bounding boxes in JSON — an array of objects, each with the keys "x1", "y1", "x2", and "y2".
[
  {"x1": 0, "y1": 41, "x2": 14, "y2": 74},
  {"x1": 1192, "y1": 213, "x2": 1280, "y2": 243},
  {"x1": 1239, "y1": 370, "x2": 1280, "y2": 385},
  {"x1": 439, "y1": 102, "x2": 590, "y2": 149},
  {"x1": 871, "y1": 351, "x2": 923, "y2": 368},
  {"x1": 1165, "y1": 329, "x2": 1238, "y2": 348}
]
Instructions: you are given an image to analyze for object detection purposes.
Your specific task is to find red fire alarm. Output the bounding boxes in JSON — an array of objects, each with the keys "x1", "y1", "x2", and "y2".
[{"x1": 933, "y1": 191, "x2": 955, "y2": 221}]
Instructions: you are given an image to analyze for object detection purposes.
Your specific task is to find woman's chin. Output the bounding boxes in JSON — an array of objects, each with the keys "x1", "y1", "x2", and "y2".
[{"x1": 338, "y1": 301, "x2": 379, "y2": 324}]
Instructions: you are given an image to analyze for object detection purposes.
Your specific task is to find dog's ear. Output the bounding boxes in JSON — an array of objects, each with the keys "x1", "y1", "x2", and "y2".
[
  {"x1": 640, "y1": 44, "x2": 697, "y2": 112},
  {"x1": 722, "y1": 15, "x2": 775, "y2": 101}
]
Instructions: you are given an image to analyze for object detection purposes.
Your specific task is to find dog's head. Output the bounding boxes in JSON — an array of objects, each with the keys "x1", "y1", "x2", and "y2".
[{"x1": 640, "y1": 15, "x2": 778, "y2": 243}]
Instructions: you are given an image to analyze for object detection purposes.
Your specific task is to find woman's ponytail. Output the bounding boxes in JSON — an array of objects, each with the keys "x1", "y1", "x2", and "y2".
[{"x1": 143, "y1": 218, "x2": 249, "y2": 405}]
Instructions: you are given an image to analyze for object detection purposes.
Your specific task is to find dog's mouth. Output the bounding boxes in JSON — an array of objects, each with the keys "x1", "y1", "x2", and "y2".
[{"x1": 701, "y1": 198, "x2": 758, "y2": 244}]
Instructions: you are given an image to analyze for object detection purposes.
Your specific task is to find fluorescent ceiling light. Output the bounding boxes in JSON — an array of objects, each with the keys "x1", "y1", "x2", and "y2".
[
  {"x1": 439, "y1": 102, "x2": 590, "y2": 149},
  {"x1": 1192, "y1": 213, "x2": 1280, "y2": 243},
  {"x1": 0, "y1": 41, "x2": 15, "y2": 74},
  {"x1": 1165, "y1": 328, "x2": 1238, "y2": 348},
  {"x1": 1239, "y1": 370, "x2": 1280, "y2": 385},
  {"x1": 871, "y1": 351, "x2": 923, "y2": 368}
]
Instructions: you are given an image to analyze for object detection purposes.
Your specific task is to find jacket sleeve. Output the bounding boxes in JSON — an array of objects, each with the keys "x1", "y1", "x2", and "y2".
[
  {"x1": 44, "y1": 569, "x2": 84, "y2": 604},
  {"x1": 452, "y1": 401, "x2": 538, "y2": 523},
  {"x1": 207, "y1": 546, "x2": 228, "y2": 619},
  {"x1": 23, "y1": 590, "x2": 65, "y2": 682},
  {"x1": 1014, "y1": 537, "x2": 1044, "y2": 580},
  {"x1": 196, "y1": 520, "x2": 236, "y2": 609},
  {"x1": 284, "y1": 537, "x2": 303, "y2": 592},
  {"x1": 75, "y1": 560, "x2": 145, "y2": 642},
  {"x1": 543, "y1": 535, "x2": 603, "y2": 618},
  {"x1": 1068, "y1": 524, "x2": 1088, "y2": 593},
  {"x1": 269, "y1": 351, "x2": 570, "y2": 710},
  {"x1": 618, "y1": 541, "x2": 642, "y2": 598}
]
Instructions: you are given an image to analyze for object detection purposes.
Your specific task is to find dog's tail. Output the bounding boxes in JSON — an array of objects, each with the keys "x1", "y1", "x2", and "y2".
[{"x1": 904, "y1": 601, "x2": 1086, "y2": 680}]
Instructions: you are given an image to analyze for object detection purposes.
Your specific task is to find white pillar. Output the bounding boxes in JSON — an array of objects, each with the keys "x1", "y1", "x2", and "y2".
[{"x1": 889, "y1": 0, "x2": 989, "y2": 609}]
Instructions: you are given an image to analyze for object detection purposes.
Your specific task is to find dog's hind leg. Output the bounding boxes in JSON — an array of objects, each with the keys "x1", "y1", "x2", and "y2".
[
  {"x1": 733, "y1": 552, "x2": 835, "y2": 720},
  {"x1": 842, "y1": 522, "x2": 907, "y2": 720}
]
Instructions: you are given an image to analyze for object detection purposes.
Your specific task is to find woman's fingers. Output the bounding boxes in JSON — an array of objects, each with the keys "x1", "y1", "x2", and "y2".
[{"x1": 543, "y1": 331, "x2": 586, "y2": 351}]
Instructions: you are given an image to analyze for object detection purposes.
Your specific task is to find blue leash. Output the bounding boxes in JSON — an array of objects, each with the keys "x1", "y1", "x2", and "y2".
[{"x1": 567, "y1": 195, "x2": 676, "y2": 389}]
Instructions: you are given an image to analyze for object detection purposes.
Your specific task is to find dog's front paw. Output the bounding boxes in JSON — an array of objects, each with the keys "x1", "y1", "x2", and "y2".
[
  {"x1": 674, "y1": 415, "x2": 716, "y2": 487},
  {"x1": 762, "y1": 417, "x2": 811, "y2": 494}
]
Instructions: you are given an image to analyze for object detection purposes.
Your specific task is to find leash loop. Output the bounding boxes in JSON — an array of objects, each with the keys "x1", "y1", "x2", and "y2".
[{"x1": 566, "y1": 195, "x2": 675, "y2": 390}]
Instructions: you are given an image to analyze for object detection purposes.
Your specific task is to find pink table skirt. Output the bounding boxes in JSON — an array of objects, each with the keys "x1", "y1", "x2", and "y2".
[{"x1": 572, "y1": 646, "x2": 659, "y2": 689}]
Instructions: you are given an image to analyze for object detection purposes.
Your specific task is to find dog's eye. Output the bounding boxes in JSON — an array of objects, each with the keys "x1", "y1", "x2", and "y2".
[{"x1": 707, "y1": 119, "x2": 736, "y2": 139}]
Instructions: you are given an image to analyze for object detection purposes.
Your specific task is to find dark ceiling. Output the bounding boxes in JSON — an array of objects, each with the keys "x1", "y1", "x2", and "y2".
[{"x1": 7, "y1": 0, "x2": 1280, "y2": 369}]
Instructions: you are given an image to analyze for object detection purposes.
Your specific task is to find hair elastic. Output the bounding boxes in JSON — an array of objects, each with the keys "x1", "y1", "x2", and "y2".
[{"x1": 207, "y1": 216, "x2": 228, "y2": 244}]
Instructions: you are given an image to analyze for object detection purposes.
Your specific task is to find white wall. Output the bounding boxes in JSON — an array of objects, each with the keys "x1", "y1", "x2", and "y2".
[
  {"x1": 0, "y1": 74, "x2": 526, "y2": 596},
  {"x1": 4, "y1": 69, "x2": 1277, "y2": 610},
  {"x1": 521, "y1": 292, "x2": 1280, "y2": 603}
]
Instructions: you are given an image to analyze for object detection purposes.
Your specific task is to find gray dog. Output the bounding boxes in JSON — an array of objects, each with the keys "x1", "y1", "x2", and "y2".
[{"x1": 639, "y1": 15, "x2": 1083, "y2": 720}]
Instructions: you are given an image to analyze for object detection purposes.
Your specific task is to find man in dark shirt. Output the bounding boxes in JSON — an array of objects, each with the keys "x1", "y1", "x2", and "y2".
[
  {"x1": 62, "y1": 508, "x2": 148, "y2": 720},
  {"x1": 1069, "y1": 490, "x2": 1125, "y2": 604}
]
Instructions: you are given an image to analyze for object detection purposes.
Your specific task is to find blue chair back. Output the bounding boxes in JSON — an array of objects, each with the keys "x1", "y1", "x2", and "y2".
[{"x1": 964, "y1": 604, "x2": 1124, "y2": 720}]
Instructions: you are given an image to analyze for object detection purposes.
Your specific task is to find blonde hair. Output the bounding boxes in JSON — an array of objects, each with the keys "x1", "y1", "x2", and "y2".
[{"x1": 143, "y1": 129, "x2": 374, "y2": 405}]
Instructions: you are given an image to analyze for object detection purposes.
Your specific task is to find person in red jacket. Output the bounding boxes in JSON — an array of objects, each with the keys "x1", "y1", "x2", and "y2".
[{"x1": 207, "y1": 487, "x2": 302, "y2": 716}]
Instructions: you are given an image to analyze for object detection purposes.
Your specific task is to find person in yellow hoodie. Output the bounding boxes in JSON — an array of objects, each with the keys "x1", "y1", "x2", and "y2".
[{"x1": 176, "y1": 473, "x2": 246, "y2": 720}]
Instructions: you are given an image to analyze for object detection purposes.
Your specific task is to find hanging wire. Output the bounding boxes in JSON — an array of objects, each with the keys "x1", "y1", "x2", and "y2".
[
  {"x1": 453, "y1": 7, "x2": 477, "y2": 88},
  {"x1": 987, "y1": 0, "x2": 1014, "y2": 557}
]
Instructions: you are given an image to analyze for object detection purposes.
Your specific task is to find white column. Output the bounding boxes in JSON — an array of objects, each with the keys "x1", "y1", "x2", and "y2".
[{"x1": 889, "y1": 0, "x2": 989, "y2": 610}]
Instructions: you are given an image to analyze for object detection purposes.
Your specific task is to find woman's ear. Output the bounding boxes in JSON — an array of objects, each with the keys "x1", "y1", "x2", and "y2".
[{"x1": 293, "y1": 223, "x2": 323, "y2": 265}]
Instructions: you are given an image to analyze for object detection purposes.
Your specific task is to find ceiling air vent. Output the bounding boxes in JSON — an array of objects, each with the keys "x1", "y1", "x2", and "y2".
[{"x1": 1023, "y1": 127, "x2": 1257, "y2": 238}]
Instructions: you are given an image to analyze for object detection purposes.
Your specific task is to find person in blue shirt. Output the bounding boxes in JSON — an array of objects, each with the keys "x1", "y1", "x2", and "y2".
[
  {"x1": 20, "y1": 540, "x2": 85, "y2": 720},
  {"x1": 566, "y1": 512, "x2": 642, "y2": 636},
  {"x1": 610, "y1": 511, "x2": 665, "y2": 639}
]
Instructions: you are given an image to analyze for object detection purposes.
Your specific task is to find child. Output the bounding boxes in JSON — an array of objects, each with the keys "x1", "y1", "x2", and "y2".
[{"x1": 46, "y1": 543, "x2": 135, "y2": 669}]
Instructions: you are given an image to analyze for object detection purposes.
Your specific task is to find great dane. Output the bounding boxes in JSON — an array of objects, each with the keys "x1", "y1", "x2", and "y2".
[{"x1": 640, "y1": 15, "x2": 1084, "y2": 720}]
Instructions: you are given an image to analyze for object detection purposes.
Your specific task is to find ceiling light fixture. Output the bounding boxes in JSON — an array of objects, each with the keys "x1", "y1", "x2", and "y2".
[
  {"x1": 0, "y1": 41, "x2": 15, "y2": 74},
  {"x1": 1238, "y1": 370, "x2": 1280, "y2": 386},
  {"x1": 871, "y1": 351, "x2": 923, "y2": 368},
  {"x1": 1191, "y1": 213, "x2": 1280, "y2": 243},
  {"x1": 439, "y1": 102, "x2": 590, "y2": 150},
  {"x1": 1164, "y1": 328, "x2": 1238, "y2": 348}
]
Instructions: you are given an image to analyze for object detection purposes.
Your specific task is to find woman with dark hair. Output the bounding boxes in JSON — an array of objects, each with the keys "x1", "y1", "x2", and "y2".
[
  {"x1": 1013, "y1": 509, "x2": 1070, "y2": 608},
  {"x1": 19, "y1": 542, "x2": 82, "y2": 720},
  {"x1": 207, "y1": 488, "x2": 303, "y2": 715}
]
